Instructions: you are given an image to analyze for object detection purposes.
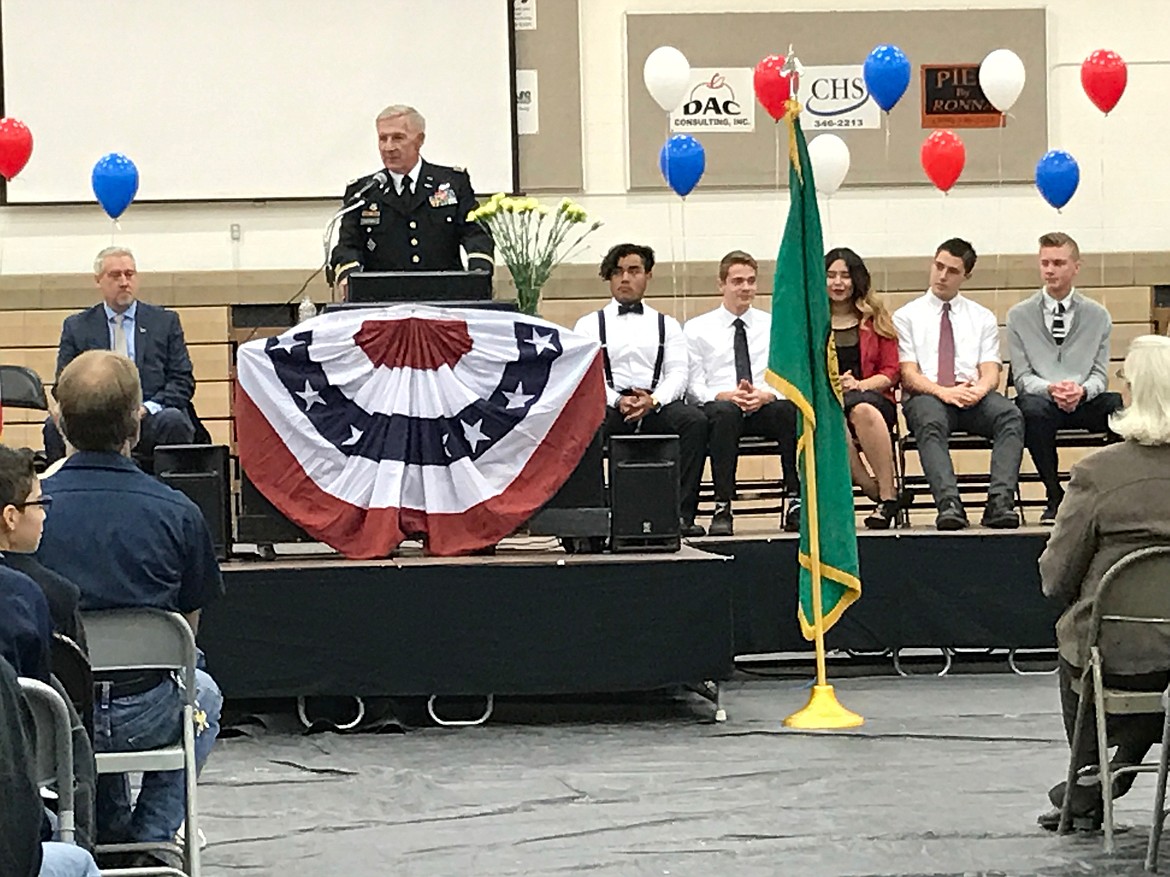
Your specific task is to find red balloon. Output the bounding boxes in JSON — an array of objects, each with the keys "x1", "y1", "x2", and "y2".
[
  {"x1": 921, "y1": 130, "x2": 966, "y2": 192},
  {"x1": 753, "y1": 55, "x2": 792, "y2": 122},
  {"x1": 0, "y1": 118, "x2": 33, "y2": 181},
  {"x1": 1081, "y1": 49, "x2": 1127, "y2": 114}
]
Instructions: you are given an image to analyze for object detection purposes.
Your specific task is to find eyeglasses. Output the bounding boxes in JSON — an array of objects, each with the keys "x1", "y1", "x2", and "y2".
[{"x1": 13, "y1": 495, "x2": 52, "y2": 510}]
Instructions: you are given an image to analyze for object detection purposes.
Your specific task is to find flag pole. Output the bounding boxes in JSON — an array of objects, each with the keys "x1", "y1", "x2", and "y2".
[
  {"x1": 782, "y1": 420, "x2": 863, "y2": 729},
  {"x1": 779, "y1": 50, "x2": 863, "y2": 729}
]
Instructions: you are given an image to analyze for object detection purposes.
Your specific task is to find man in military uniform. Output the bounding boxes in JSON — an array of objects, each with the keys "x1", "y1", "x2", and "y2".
[{"x1": 329, "y1": 104, "x2": 494, "y2": 295}]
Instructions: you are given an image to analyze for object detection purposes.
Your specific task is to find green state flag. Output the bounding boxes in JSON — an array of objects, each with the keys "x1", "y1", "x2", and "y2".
[{"x1": 765, "y1": 114, "x2": 861, "y2": 639}]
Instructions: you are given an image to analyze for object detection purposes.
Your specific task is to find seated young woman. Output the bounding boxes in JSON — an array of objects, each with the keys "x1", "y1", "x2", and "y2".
[{"x1": 825, "y1": 247, "x2": 909, "y2": 529}]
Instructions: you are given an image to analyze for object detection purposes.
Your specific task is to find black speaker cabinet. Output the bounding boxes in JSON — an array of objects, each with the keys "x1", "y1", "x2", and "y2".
[
  {"x1": 609, "y1": 435, "x2": 680, "y2": 553},
  {"x1": 527, "y1": 431, "x2": 609, "y2": 541},
  {"x1": 154, "y1": 444, "x2": 232, "y2": 560},
  {"x1": 236, "y1": 471, "x2": 314, "y2": 551}
]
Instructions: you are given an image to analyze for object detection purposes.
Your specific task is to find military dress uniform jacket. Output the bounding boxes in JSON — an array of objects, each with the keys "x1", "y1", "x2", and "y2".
[{"x1": 329, "y1": 161, "x2": 494, "y2": 286}]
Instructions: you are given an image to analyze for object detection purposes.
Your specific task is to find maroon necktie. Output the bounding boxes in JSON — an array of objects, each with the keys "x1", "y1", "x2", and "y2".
[{"x1": 937, "y1": 302, "x2": 956, "y2": 387}]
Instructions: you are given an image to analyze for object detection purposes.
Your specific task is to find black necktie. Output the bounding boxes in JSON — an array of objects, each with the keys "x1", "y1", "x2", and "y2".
[
  {"x1": 733, "y1": 317, "x2": 752, "y2": 383},
  {"x1": 1052, "y1": 302, "x2": 1067, "y2": 346},
  {"x1": 617, "y1": 302, "x2": 644, "y2": 316},
  {"x1": 397, "y1": 174, "x2": 412, "y2": 200}
]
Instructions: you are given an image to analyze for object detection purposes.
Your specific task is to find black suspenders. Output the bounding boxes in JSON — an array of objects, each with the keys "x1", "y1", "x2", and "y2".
[{"x1": 597, "y1": 309, "x2": 666, "y2": 391}]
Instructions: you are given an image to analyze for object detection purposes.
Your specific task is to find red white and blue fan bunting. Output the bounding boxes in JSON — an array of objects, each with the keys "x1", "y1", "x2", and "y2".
[{"x1": 235, "y1": 305, "x2": 605, "y2": 557}]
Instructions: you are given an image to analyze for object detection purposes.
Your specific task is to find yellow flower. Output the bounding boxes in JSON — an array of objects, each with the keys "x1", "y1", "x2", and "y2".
[
  {"x1": 476, "y1": 202, "x2": 499, "y2": 220},
  {"x1": 536, "y1": 205, "x2": 550, "y2": 216},
  {"x1": 500, "y1": 197, "x2": 516, "y2": 212},
  {"x1": 558, "y1": 198, "x2": 573, "y2": 213},
  {"x1": 490, "y1": 192, "x2": 506, "y2": 204}
]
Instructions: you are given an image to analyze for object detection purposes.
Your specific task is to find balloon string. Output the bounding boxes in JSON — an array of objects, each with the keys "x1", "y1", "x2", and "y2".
[
  {"x1": 774, "y1": 125, "x2": 782, "y2": 191},
  {"x1": 995, "y1": 121, "x2": 1004, "y2": 292},
  {"x1": 883, "y1": 112, "x2": 891, "y2": 164},
  {"x1": 680, "y1": 197, "x2": 689, "y2": 321},
  {"x1": 664, "y1": 113, "x2": 679, "y2": 320},
  {"x1": 1099, "y1": 118, "x2": 1107, "y2": 280}
]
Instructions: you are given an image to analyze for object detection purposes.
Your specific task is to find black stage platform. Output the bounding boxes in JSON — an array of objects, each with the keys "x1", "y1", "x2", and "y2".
[
  {"x1": 198, "y1": 546, "x2": 735, "y2": 701},
  {"x1": 697, "y1": 527, "x2": 1060, "y2": 657}
]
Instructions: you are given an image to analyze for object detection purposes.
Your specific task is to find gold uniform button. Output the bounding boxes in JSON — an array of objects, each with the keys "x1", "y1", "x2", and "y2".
[
  {"x1": 409, "y1": 221, "x2": 418, "y2": 229},
  {"x1": 411, "y1": 238, "x2": 418, "y2": 246},
  {"x1": 412, "y1": 255, "x2": 420, "y2": 263}
]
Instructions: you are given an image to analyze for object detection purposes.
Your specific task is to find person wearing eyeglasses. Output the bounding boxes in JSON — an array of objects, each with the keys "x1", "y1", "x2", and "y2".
[
  {"x1": 0, "y1": 445, "x2": 53, "y2": 684},
  {"x1": 1036, "y1": 335, "x2": 1170, "y2": 831}
]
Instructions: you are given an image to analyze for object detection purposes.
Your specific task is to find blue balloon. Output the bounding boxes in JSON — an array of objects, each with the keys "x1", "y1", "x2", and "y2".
[
  {"x1": 658, "y1": 134, "x2": 705, "y2": 197},
  {"x1": 1035, "y1": 150, "x2": 1080, "y2": 209},
  {"x1": 863, "y1": 44, "x2": 911, "y2": 113},
  {"x1": 92, "y1": 153, "x2": 139, "y2": 219}
]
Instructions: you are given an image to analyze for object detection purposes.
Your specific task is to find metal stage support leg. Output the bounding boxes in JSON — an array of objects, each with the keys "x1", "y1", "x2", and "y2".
[
  {"x1": 297, "y1": 695, "x2": 366, "y2": 731},
  {"x1": 1007, "y1": 648, "x2": 1060, "y2": 676},
  {"x1": 427, "y1": 694, "x2": 495, "y2": 727},
  {"x1": 892, "y1": 647, "x2": 953, "y2": 677}
]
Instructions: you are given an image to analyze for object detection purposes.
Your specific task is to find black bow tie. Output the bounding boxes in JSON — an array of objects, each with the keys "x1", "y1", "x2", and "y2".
[{"x1": 617, "y1": 302, "x2": 644, "y2": 316}]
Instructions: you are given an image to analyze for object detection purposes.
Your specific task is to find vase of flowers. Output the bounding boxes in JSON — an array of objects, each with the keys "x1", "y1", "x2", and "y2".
[{"x1": 468, "y1": 195, "x2": 602, "y2": 316}]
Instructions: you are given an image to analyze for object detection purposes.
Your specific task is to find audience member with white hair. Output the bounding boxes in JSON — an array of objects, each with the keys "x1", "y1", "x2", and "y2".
[{"x1": 1036, "y1": 334, "x2": 1170, "y2": 831}]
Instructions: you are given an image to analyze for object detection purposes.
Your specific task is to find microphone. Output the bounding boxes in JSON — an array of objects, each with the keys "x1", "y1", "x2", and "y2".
[{"x1": 347, "y1": 170, "x2": 388, "y2": 202}]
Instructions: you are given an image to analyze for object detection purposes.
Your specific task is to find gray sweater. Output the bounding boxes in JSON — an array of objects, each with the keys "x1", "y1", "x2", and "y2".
[{"x1": 1006, "y1": 290, "x2": 1112, "y2": 399}]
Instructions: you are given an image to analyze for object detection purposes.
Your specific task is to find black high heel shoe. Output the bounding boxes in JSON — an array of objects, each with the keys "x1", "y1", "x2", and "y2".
[{"x1": 864, "y1": 499, "x2": 899, "y2": 530}]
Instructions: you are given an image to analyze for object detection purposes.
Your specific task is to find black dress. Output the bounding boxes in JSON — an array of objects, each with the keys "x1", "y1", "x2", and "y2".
[{"x1": 833, "y1": 325, "x2": 897, "y2": 428}]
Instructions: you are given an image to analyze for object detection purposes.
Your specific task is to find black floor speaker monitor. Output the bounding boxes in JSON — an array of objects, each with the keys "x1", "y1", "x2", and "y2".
[
  {"x1": 609, "y1": 435, "x2": 680, "y2": 553},
  {"x1": 154, "y1": 444, "x2": 232, "y2": 560}
]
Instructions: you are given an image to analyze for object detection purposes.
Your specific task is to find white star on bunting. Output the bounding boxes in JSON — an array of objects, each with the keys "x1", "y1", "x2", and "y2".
[
  {"x1": 273, "y1": 334, "x2": 303, "y2": 353},
  {"x1": 462, "y1": 419, "x2": 489, "y2": 452},
  {"x1": 502, "y1": 382, "x2": 535, "y2": 410},
  {"x1": 340, "y1": 425, "x2": 364, "y2": 446},
  {"x1": 296, "y1": 380, "x2": 324, "y2": 410},
  {"x1": 525, "y1": 330, "x2": 556, "y2": 356}
]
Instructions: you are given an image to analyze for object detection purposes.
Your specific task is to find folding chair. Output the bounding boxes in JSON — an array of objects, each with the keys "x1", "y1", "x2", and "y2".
[
  {"x1": 1057, "y1": 546, "x2": 1170, "y2": 854},
  {"x1": 51, "y1": 633, "x2": 93, "y2": 741},
  {"x1": 83, "y1": 608, "x2": 201, "y2": 877},
  {"x1": 18, "y1": 676, "x2": 76, "y2": 845},
  {"x1": 1145, "y1": 686, "x2": 1170, "y2": 871}
]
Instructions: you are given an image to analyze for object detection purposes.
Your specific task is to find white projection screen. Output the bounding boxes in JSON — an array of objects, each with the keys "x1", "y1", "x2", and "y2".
[{"x1": 0, "y1": 0, "x2": 516, "y2": 202}]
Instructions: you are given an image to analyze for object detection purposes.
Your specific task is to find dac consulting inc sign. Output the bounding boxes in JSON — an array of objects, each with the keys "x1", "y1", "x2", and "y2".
[{"x1": 670, "y1": 68, "x2": 755, "y2": 133}]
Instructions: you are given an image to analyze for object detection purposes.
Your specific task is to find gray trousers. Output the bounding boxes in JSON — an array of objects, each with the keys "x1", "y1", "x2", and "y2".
[{"x1": 902, "y1": 391, "x2": 1024, "y2": 507}]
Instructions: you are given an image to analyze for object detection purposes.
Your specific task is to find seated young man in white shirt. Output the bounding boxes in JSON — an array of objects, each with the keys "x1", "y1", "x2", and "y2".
[
  {"x1": 1006, "y1": 232, "x2": 1123, "y2": 525},
  {"x1": 573, "y1": 243, "x2": 709, "y2": 538},
  {"x1": 685, "y1": 251, "x2": 800, "y2": 536},
  {"x1": 893, "y1": 238, "x2": 1024, "y2": 530}
]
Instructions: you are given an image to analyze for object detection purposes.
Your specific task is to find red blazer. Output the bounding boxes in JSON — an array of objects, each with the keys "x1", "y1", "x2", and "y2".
[{"x1": 857, "y1": 319, "x2": 900, "y2": 402}]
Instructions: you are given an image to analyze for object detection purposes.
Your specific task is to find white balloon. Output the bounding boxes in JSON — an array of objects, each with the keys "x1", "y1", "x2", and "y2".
[
  {"x1": 979, "y1": 49, "x2": 1026, "y2": 113},
  {"x1": 643, "y1": 46, "x2": 691, "y2": 113},
  {"x1": 807, "y1": 134, "x2": 851, "y2": 196}
]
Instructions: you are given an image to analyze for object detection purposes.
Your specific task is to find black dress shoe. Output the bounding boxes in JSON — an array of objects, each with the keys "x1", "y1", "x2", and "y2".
[
  {"x1": 1036, "y1": 806, "x2": 1103, "y2": 832},
  {"x1": 783, "y1": 497, "x2": 801, "y2": 532},
  {"x1": 935, "y1": 498, "x2": 969, "y2": 531},
  {"x1": 708, "y1": 502, "x2": 733, "y2": 536},
  {"x1": 981, "y1": 496, "x2": 1020, "y2": 529},
  {"x1": 680, "y1": 519, "x2": 706, "y2": 538}
]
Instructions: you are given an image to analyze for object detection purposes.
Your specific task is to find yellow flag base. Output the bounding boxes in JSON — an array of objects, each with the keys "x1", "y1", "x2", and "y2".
[{"x1": 783, "y1": 684, "x2": 864, "y2": 729}]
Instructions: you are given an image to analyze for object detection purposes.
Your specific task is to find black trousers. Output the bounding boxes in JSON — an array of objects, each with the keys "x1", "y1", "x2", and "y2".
[
  {"x1": 44, "y1": 407, "x2": 195, "y2": 467},
  {"x1": 702, "y1": 399, "x2": 799, "y2": 503},
  {"x1": 1057, "y1": 658, "x2": 1169, "y2": 795},
  {"x1": 1016, "y1": 392, "x2": 1123, "y2": 502},
  {"x1": 601, "y1": 401, "x2": 707, "y2": 521}
]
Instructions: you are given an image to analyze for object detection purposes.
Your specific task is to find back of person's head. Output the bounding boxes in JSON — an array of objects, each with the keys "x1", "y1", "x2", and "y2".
[
  {"x1": 56, "y1": 350, "x2": 143, "y2": 453},
  {"x1": 935, "y1": 237, "x2": 977, "y2": 274},
  {"x1": 599, "y1": 243, "x2": 655, "y2": 279},
  {"x1": 0, "y1": 445, "x2": 36, "y2": 508},
  {"x1": 1111, "y1": 335, "x2": 1170, "y2": 445}
]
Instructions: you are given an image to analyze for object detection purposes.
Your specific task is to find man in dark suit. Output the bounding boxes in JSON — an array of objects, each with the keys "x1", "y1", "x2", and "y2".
[
  {"x1": 329, "y1": 104, "x2": 494, "y2": 296},
  {"x1": 43, "y1": 247, "x2": 196, "y2": 465}
]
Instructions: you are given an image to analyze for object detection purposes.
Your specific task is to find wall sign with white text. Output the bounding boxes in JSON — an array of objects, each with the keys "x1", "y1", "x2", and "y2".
[
  {"x1": 801, "y1": 65, "x2": 879, "y2": 131},
  {"x1": 669, "y1": 68, "x2": 755, "y2": 133}
]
